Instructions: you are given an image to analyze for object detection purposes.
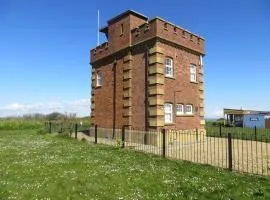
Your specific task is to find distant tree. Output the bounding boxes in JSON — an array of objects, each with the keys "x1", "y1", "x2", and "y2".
[{"x1": 46, "y1": 112, "x2": 65, "y2": 121}]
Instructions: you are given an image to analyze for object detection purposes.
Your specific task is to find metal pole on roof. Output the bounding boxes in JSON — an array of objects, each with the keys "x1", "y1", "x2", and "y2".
[{"x1": 97, "y1": 9, "x2": 100, "y2": 46}]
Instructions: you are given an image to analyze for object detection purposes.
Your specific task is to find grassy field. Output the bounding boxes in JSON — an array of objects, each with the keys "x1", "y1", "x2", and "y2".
[
  {"x1": 0, "y1": 119, "x2": 44, "y2": 130},
  {"x1": 0, "y1": 117, "x2": 91, "y2": 132},
  {"x1": 1, "y1": 129, "x2": 270, "y2": 199},
  {"x1": 206, "y1": 124, "x2": 270, "y2": 142}
]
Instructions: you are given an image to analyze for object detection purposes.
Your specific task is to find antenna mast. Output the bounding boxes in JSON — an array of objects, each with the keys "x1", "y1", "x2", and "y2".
[{"x1": 97, "y1": 9, "x2": 100, "y2": 46}]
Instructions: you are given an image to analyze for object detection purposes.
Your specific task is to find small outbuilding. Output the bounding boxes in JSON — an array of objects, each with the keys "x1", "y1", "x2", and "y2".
[{"x1": 223, "y1": 108, "x2": 270, "y2": 128}]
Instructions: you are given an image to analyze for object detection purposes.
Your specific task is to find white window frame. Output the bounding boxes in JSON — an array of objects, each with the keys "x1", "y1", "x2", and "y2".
[
  {"x1": 176, "y1": 104, "x2": 184, "y2": 115},
  {"x1": 164, "y1": 103, "x2": 173, "y2": 123},
  {"x1": 96, "y1": 72, "x2": 102, "y2": 87},
  {"x1": 165, "y1": 57, "x2": 173, "y2": 77},
  {"x1": 185, "y1": 104, "x2": 193, "y2": 115},
  {"x1": 190, "y1": 64, "x2": 196, "y2": 82}
]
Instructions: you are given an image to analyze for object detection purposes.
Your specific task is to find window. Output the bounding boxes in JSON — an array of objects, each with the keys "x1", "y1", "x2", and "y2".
[
  {"x1": 96, "y1": 72, "x2": 102, "y2": 87},
  {"x1": 176, "y1": 104, "x2": 184, "y2": 115},
  {"x1": 164, "y1": 103, "x2": 173, "y2": 123},
  {"x1": 120, "y1": 24, "x2": 124, "y2": 35},
  {"x1": 165, "y1": 58, "x2": 173, "y2": 77},
  {"x1": 190, "y1": 64, "x2": 196, "y2": 82},
  {"x1": 185, "y1": 104, "x2": 193, "y2": 115}
]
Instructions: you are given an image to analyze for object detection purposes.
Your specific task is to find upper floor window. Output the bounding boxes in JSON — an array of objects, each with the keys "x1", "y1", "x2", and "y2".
[
  {"x1": 185, "y1": 104, "x2": 193, "y2": 115},
  {"x1": 176, "y1": 104, "x2": 184, "y2": 115},
  {"x1": 190, "y1": 64, "x2": 196, "y2": 82},
  {"x1": 164, "y1": 103, "x2": 173, "y2": 123},
  {"x1": 120, "y1": 24, "x2": 124, "y2": 35},
  {"x1": 165, "y1": 57, "x2": 173, "y2": 77},
  {"x1": 96, "y1": 72, "x2": 102, "y2": 87}
]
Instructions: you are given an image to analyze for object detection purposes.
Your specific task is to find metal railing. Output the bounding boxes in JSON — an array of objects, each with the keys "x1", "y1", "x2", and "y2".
[{"x1": 45, "y1": 122, "x2": 270, "y2": 176}]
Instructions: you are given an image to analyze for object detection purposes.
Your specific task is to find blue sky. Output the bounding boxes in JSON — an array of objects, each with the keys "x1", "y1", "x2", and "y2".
[{"x1": 0, "y1": 0, "x2": 270, "y2": 118}]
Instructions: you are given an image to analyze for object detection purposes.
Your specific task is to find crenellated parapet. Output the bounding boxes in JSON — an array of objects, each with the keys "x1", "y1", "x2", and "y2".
[
  {"x1": 131, "y1": 17, "x2": 205, "y2": 55},
  {"x1": 90, "y1": 42, "x2": 110, "y2": 63},
  {"x1": 131, "y1": 21, "x2": 156, "y2": 45},
  {"x1": 91, "y1": 17, "x2": 204, "y2": 65},
  {"x1": 154, "y1": 17, "x2": 204, "y2": 55}
]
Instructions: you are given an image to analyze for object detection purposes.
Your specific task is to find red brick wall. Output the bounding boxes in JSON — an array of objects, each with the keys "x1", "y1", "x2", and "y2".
[
  {"x1": 92, "y1": 59, "x2": 124, "y2": 128},
  {"x1": 107, "y1": 14, "x2": 147, "y2": 53},
  {"x1": 91, "y1": 11, "x2": 205, "y2": 130},
  {"x1": 155, "y1": 18, "x2": 204, "y2": 55},
  {"x1": 131, "y1": 47, "x2": 146, "y2": 129},
  {"x1": 160, "y1": 42, "x2": 201, "y2": 129},
  {"x1": 129, "y1": 15, "x2": 147, "y2": 30},
  {"x1": 108, "y1": 17, "x2": 130, "y2": 52}
]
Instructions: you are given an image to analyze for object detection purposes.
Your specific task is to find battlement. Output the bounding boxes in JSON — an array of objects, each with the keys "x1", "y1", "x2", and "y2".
[
  {"x1": 131, "y1": 21, "x2": 156, "y2": 45},
  {"x1": 90, "y1": 42, "x2": 109, "y2": 63},
  {"x1": 154, "y1": 17, "x2": 204, "y2": 55},
  {"x1": 90, "y1": 10, "x2": 205, "y2": 64},
  {"x1": 131, "y1": 17, "x2": 204, "y2": 55}
]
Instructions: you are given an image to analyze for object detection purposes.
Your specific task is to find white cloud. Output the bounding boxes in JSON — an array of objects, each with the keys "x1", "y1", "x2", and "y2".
[{"x1": 0, "y1": 99, "x2": 90, "y2": 117}]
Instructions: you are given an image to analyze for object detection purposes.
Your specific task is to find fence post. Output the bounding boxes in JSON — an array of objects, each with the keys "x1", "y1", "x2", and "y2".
[
  {"x1": 196, "y1": 128, "x2": 199, "y2": 141},
  {"x1": 162, "y1": 128, "x2": 166, "y2": 158},
  {"x1": 228, "y1": 133, "x2": 233, "y2": 171},
  {"x1": 121, "y1": 125, "x2": 125, "y2": 148},
  {"x1": 94, "y1": 124, "x2": 98, "y2": 144},
  {"x1": 49, "y1": 121, "x2": 52, "y2": 133},
  {"x1": 254, "y1": 126, "x2": 257, "y2": 140},
  {"x1": 219, "y1": 124, "x2": 222, "y2": 137},
  {"x1": 75, "y1": 123, "x2": 78, "y2": 139}
]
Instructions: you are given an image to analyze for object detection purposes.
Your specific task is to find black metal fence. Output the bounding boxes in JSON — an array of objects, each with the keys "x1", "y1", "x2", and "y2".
[{"x1": 45, "y1": 122, "x2": 270, "y2": 176}]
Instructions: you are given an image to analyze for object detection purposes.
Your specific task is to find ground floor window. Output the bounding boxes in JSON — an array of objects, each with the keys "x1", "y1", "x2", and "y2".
[
  {"x1": 164, "y1": 103, "x2": 173, "y2": 123},
  {"x1": 185, "y1": 104, "x2": 193, "y2": 115},
  {"x1": 176, "y1": 104, "x2": 184, "y2": 115}
]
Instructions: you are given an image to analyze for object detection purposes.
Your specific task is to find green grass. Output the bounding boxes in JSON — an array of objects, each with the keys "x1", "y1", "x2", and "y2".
[
  {"x1": 206, "y1": 124, "x2": 270, "y2": 142},
  {"x1": 0, "y1": 119, "x2": 44, "y2": 130},
  {"x1": 1, "y1": 130, "x2": 270, "y2": 199}
]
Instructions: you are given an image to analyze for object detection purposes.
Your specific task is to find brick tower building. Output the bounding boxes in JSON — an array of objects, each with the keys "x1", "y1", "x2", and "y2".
[{"x1": 90, "y1": 10, "x2": 205, "y2": 130}]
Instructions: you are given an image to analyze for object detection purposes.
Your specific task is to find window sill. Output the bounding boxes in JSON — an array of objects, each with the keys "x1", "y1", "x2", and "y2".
[
  {"x1": 95, "y1": 86, "x2": 102, "y2": 89},
  {"x1": 190, "y1": 81, "x2": 198, "y2": 84},
  {"x1": 165, "y1": 123, "x2": 176, "y2": 126},
  {"x1": 176, "y1": 114, "x2": 194, "y2": 117},
  {"x1": 185, "y1": 114, "x2": 194, "y2": 117},
  {"x1": 165, "y1": 76, "x2": 175, "y2": 80},
  {"x1": 120, "y1": 33, "x2": 123, "y2": 37},
  {"x1": 176, "y1": 114, "x2": 185, "y2": 116}
]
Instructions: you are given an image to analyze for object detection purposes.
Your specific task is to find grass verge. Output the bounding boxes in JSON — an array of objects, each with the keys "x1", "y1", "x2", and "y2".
[
  {"x1": 206, "y1": 125, "x2": 270, "y2": 142},
  {"x1": 1, "y1": 130, "x2": 270, "y2": 199}
]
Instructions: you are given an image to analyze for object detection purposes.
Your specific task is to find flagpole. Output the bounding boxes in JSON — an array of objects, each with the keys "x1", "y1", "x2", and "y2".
[{"x1": 97, "y1": 9, "x2": 100, "y2": 46}]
